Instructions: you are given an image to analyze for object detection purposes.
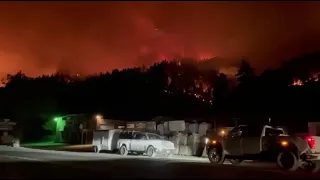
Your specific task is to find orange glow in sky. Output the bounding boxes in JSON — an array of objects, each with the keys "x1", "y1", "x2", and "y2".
[{"x1": 0, "y1": 2, "x2": 320, "y2": 77}]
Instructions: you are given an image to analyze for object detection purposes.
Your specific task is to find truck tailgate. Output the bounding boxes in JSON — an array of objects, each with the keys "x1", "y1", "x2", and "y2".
[
  {"x1": 295, "y1": 133, "x2": 320, "y2": 153},
  {"x1": 310, "y1": 136, "x2": 320, "y2": 153}
]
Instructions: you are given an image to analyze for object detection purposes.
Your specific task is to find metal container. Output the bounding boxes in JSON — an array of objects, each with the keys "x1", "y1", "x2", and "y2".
[{"x1": 92, "y1": 129, "x2": 122, "y2": 152}]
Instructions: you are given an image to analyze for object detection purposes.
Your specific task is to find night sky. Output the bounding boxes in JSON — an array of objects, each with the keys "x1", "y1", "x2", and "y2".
[{"x1": 0, "y1": 1, "x2": 320, "y2": 76}]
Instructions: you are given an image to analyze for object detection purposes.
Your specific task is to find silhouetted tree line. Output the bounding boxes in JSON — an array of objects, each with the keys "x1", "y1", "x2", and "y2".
[{"x1": 2, "y1": 52, "x2": 320, "y2": 141}]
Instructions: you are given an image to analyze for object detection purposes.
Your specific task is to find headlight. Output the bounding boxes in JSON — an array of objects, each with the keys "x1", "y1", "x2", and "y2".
[{"x1": 205, "y1": 138, "x2": 217, "y2": 144}]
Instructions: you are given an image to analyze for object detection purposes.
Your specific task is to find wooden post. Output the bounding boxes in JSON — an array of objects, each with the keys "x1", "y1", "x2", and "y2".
[
  {"x1": 79, "y1": 124, "x2": 84, "y2": 144},
  {"x1": 81, "y1": 131, "x2": 84, "y2": 144}
]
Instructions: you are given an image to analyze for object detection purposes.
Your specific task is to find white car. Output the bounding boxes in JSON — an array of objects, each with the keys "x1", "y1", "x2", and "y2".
[{"x1": 117, "y1": 131, "x2": 175, "y2": 157}]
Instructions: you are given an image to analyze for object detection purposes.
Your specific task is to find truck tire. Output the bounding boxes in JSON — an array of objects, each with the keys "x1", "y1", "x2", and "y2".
[
  {"x1": 119, "y1": 145, "x2": 128, "y2": 156},
  {"x1": 146, "y1": 146, "x2": 156, "y2": 157},
  {"x1": 208, "y1": 147, "x2": 225, "y2": 164},
  {"x1": 277, "y1": 151, "x2": 298, "y2": 171},
  {"x1": 230, "y1": 159, "x2": 244, "y2": 165}
]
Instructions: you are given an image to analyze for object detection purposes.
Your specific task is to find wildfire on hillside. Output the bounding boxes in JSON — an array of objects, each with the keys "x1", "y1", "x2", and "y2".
[
  {"x1": 291, "y1": 72, "x2": 320, "y2": 86},
  {"x1": 292, "y1": 79, "x2": 304, "y2": 86},
  {"x1": 166, "y1": 70, "x2": 214, "y2": 104}
]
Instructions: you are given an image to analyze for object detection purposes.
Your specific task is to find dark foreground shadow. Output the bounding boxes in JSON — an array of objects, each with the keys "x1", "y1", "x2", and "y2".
[{"x1": 1, "y1": 159, "x2": 320, "y2": 179}]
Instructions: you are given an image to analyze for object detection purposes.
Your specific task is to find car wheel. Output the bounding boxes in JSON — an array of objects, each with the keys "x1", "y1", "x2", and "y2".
[
  {"x1": 229, "y1": 159, "x2": 244, "y2": 165},
  {"x1": 277, "y1": 151, "x2": 298, "y2": 171},
  {"x1": 119, "y1": 145, "x2": 128, "y2": 156},
  {"x1": 208, "y1": 148, "x2": 225, "y2": 164},
  {"x1": 146, "y1": 146, "x2": 156, "y2": 157}
]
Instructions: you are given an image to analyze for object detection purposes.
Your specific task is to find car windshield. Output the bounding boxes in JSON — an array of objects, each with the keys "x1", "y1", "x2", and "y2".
[{"x1": 147, "y1": 133, "x2": 163, "y2": 140}]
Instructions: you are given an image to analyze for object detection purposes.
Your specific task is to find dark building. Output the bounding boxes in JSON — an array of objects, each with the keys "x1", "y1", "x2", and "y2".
[
  {"x1": 0, "y1": 118, "x2": 17, "y2": 145},
  {"x1": 54, "y1": 114, "x2": 125, "y2": 144}
]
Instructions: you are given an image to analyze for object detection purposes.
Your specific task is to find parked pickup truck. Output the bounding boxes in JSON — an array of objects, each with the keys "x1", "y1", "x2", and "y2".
[
  {"x1": 206, "y1": 125, "x2": 318, "y2": 171},
  {"x1": 117, "y1": 130, "x2": 175, "y2": 157}
]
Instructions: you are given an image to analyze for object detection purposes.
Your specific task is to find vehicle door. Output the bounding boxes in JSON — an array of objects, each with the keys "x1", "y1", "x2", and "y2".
[
  {"x1": 132, "y1": 132, "x2": 148, "y2": 151},
  {"x1": 118, "y1": 131, "x2": 131, "y2": 150},
  {"x1": 223, "y1": 127, "x2": 243, "y2": 155},
  {"x1": 261, "y1": 127, "x2": 284, "y2": 151},
  {"x1": 241, "y1": 126, "x2": 262, "y2": 155}
]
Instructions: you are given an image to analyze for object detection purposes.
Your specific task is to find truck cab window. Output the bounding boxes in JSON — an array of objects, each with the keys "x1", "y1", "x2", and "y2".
[
  {"x1": 265, "y1": 128, "x2": 284, "y2": 136},
  {"x1": 241, "y1": 126, "x2": 262, "y2": 137},
  {"x1": 228, "y1": 127, "x2": 243, "y2": 137}
]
